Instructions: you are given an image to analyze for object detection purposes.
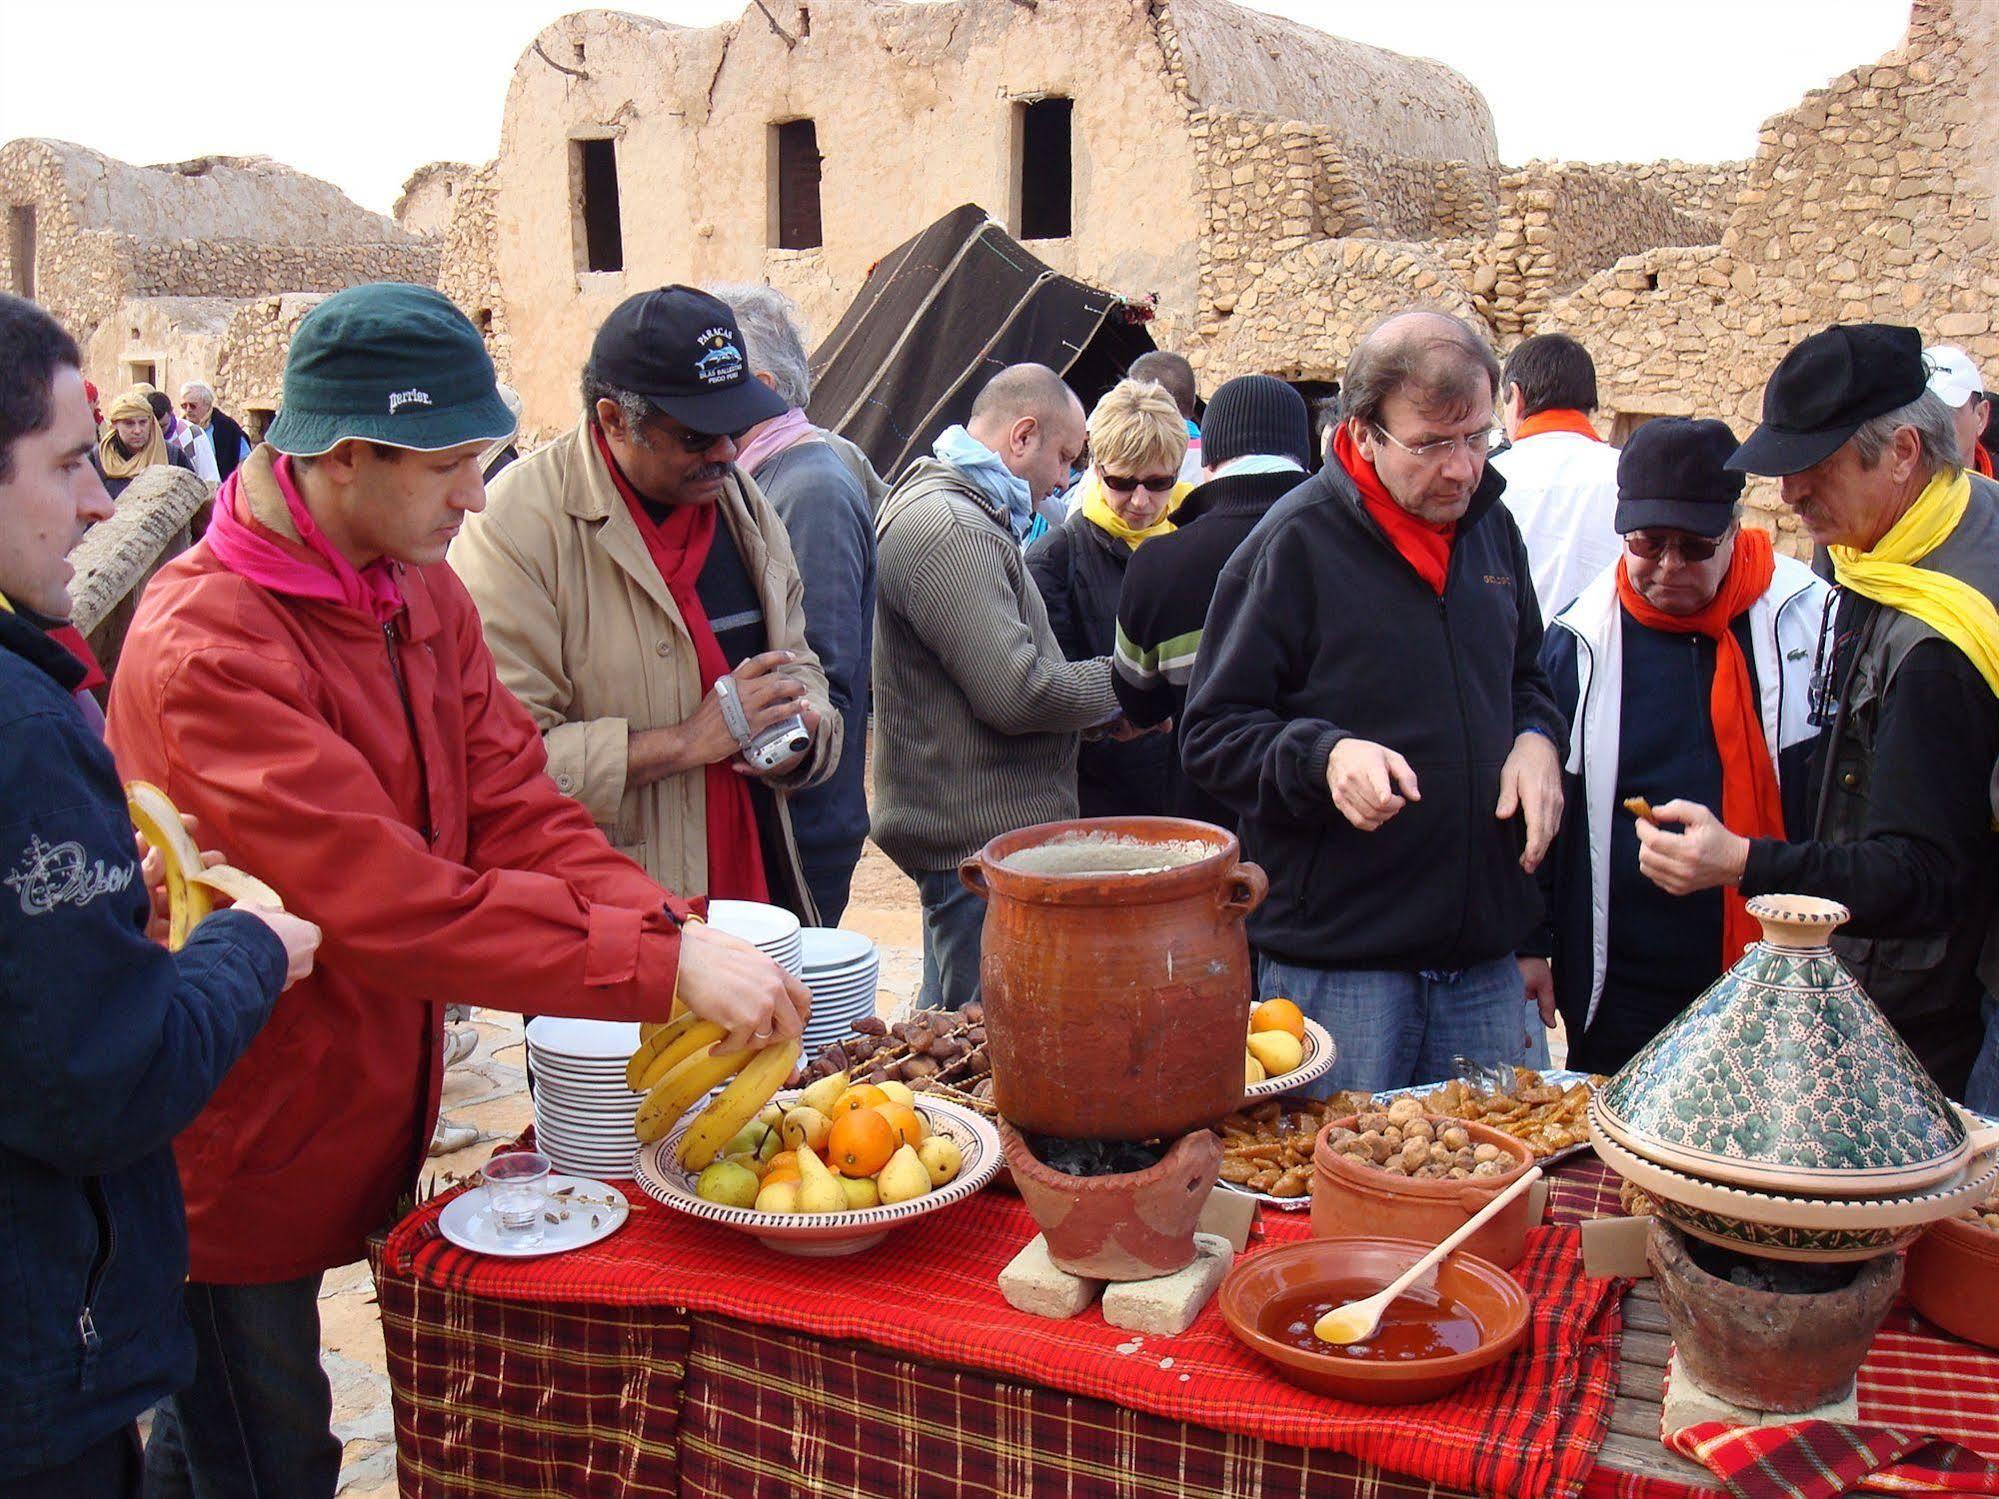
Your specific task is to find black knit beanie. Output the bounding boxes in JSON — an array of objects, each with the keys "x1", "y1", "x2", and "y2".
[{"x1": 1200, "y1": 375, "x2": 1311, "y2": 468}]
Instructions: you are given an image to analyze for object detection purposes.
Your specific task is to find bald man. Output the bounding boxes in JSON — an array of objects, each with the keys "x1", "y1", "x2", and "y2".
[
  {"x1": 872, "y1": 364, "x2": 1117, "y2": 1009},
  {"x1": 1183, "y1": 311, "x2": 1568, "y2": 1089}
]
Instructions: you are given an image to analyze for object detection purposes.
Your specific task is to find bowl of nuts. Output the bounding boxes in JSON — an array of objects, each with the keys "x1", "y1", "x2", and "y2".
[{"x1": 1311, "y1": 1096, "x2": 1538, "y2": 1269}]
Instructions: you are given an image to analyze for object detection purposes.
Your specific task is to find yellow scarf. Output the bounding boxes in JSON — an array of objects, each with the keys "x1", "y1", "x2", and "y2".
[
  {"x1": 1079, "y1": 470, "x2": 1192, "y2": 548},
  {"x1": 1830, "y1": 466, "x2": 1999, "y2": 698},
  {"x1": 99, "y1": 390, "x2": 169, "y2": 479},
  {"x1": 0, "y1": 591, "x2": 12, "y2": 613}
]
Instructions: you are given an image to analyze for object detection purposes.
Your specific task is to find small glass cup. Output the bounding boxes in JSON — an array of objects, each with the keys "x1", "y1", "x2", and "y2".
[{"x1": 484, "y1": 1151, "x2": 552, "y2": 1247}]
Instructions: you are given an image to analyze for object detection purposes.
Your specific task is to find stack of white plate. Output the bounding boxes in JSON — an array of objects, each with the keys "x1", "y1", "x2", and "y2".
[
  {"x1": 707, "y1": 899, "x2": 803, "y2": 975},
  {"x1": 525, "y1": 1017, "x2": 642, "y2": 1178},
  {"x1": 800, "y1": 927, "x2": 882, "y2": 1056}
]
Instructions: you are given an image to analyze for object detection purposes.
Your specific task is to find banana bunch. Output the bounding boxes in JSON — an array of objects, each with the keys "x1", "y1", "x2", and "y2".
[
  {"x1": 627, "y1": 1010, "x2": 801, "y2": 1172},
  {"x1": 125, "y1": 781, "x2": 284, "y2": 950}
]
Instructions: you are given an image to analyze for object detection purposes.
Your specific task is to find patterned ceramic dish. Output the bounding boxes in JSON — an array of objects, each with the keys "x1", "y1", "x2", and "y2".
[
  {"x1": 1243, "y1": 1019, "x2": 1338, "y2": 1101},
  {"x1": 634, "y1": 1094, "x2": 1002, "y2": 1256},
  {"x1": 1590, "y1": 1100, "x2": 1999, "y2": 1262},
  {"x1": 1597, "y1": 895, "x2": 1975, "y2": 1196}
]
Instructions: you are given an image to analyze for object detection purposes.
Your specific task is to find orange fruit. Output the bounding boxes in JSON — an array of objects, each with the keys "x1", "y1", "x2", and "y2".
[
  {"x1": 1251, "y1": 997, "x2": 1307, "y2": 1042},
  {"x1": 830, "y1": 1084, "x2": 889, "y2": 1117},
  {"x1": 826, "y1": 1107, "x2": 896, "y2": 1177},
  {"x1": 760, "y1": 1167, "x2": 801, "y2": 1187},
  {"x1": 876, "y1": 1101, "x2": 926, "y2": 1149},
  {"x1": 765, "y1": 1150, "x2": 800, "y2": 1177}
]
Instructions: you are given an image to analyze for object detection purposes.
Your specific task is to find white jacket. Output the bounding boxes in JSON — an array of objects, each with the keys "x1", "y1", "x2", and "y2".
[
  {"x1": 1548, "y1": 552, "x2": 1829, "y2": 1028},
  {"x1": 1491, "y1": 431, "x2": 1624, "y2": 620}
]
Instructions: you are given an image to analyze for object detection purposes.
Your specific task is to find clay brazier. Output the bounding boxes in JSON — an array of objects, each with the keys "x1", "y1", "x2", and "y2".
[
  {"x1": 1647, "y1": 1219, "x2": 1901, "y2": 1412},
  {"x1": 1000, "y1": 1122, "x2": 1223, "y2": 1281}
]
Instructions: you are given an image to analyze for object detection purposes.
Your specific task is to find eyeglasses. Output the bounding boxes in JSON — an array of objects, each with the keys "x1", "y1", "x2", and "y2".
[
  {"x1": 1099, "y1": 472, "x2": 1179, "y2": 495},
  {"x1": 1370, "y1": 423, "x2": 1492, "y2": 465},
  {"x1": 1624, "y1": 532, "x2": 1723, "y2": 563}
]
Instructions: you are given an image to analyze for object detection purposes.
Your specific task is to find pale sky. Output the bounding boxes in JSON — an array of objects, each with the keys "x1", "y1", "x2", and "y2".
[{"x1": 0, "y1": 0, "x2": 1913, "y2": 217}]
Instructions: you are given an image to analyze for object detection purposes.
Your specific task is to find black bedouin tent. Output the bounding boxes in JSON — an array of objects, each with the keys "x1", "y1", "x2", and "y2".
[{"x1": 807, "y1": 204, "x2": 1158, "y2": 483}]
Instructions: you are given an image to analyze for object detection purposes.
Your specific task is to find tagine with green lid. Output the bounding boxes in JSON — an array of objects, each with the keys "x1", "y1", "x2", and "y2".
[{"x1": 1595, "y1": 894, "x2": 1972, "y2": 1196}]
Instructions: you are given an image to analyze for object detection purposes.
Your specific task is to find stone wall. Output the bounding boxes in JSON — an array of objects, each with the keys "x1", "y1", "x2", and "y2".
[
  {"x1": 214, "y1": 293, "x2": 331, "y2": 419},
  {"x1": 396, "y1": 161, "x2": 478, "y2": 237},
  {"x1": 122, "y1": 237, "x2": 438, "y2": 301},
  {"x1": 437, "y1": 162, "x2": 513, "y2": 388}
]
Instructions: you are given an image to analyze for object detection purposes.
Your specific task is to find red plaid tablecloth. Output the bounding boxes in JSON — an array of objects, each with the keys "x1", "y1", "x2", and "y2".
[
  {"x1": 375, "y1": 1162, "x2": 1626, "y2": 1498},
  {"x1": 1659, "y1": 1313, "x2": 1999, "y2": 1498}
]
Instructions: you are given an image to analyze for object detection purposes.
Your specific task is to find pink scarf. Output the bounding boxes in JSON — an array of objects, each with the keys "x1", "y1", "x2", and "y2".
[
  {"x1": 733, "y1": 407, "x2": 821, "y2": 478},
  {"x1": 205, "y1": 455, "x2": 406, "y2": 622}
]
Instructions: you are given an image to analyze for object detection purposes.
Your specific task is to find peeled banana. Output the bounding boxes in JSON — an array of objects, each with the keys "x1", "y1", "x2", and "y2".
[
  {"x1": 675, "y1": 1039, "x2": 802, "y2": 1171},
  {"x1": 125, "y1": 781, "x2": 283, "y2": 950}
]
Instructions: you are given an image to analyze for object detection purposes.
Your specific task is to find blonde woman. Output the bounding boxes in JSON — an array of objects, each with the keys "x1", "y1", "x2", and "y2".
[
  {"x1": 1026, "y1": 377, "x2": 1191, "y2": 817},
  {"x1": 96, "y1": 388, "x2": 192, "y2": 500}
]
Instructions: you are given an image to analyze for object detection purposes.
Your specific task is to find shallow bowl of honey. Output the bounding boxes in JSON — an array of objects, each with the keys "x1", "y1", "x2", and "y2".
[{"x1": 1217, "y1": 1236, "x2": 1530, "y2": 1403}]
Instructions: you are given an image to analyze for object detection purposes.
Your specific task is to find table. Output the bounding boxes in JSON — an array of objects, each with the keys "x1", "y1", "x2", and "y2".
[{"x1": 370, "y1": 1158, "x2": 1712, "y2": 1499}]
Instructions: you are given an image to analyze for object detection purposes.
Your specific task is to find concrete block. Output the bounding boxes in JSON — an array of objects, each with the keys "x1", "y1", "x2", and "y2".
[
  {"x1": 998, "y1": 1235, "x2": 1103, "y2": 1321},
  {"x1": 1663, "y1": 1363, "x2": 1764, "y2": 1433},
  {"x1": 1101, "y1": 1233, "x2": 1234, "y2": 1337}
]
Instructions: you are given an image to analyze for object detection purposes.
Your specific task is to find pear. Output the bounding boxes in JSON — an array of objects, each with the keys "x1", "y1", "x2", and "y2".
[
  {"x1": 799, "y1": 1070, "x2": 850, "y2": 1117},
  {"x1": 782, "y1": 1106, "x2": 833, "y2": 1154},
  {"x1": 877, "y1": 1080, "x2": 917, "y2": 1108},
  {"x1": 757, "y1": 1127, "x2": 784, "y2": 1163},
  {"x1": 754, "y1": 1179, "x2": 801, "y2": 1215},
  {"x1": 878, "y1": 1143, "x2": 932, "y2": 1204},
  {"x1": 1245, "y1": 1052, "x2": 1266, "y2": 1086},
  {"x1": 723, "y1": 1120, "x2": 776, "y2": 1160},
  {"x1": 916, "y1": 1136, "x2": 963, "y2": 1187},
  {"x1": 839, "y1": 1174, "x2": 880, "y2": 1210},
  {"x1": 1246, "y1": 1029, "x2": 1304, "y2": 1078},
  {"x1": 756, "y1": 1103, "x2": 786, "y2": 1133},
  {"x1": 696, "y1": 1159, "x2": 761, "y2": 1208},
  {"x1": 794, "y1": 1140, "x2": 849, "y2": 1215}
]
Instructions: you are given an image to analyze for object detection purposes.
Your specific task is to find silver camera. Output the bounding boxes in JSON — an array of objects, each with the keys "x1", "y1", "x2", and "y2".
[{"x1": 715, "y1": 674, "x2": 809, "y2": 772}]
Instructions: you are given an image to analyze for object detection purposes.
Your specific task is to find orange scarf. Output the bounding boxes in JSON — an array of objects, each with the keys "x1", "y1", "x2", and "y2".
[
  {"x1": 1976, "y1": 443, "x2": 1993, "y2": 479},
  {"x1": 1513, "y1": 409, "x2": 1602, "y2": 442},
  {"x1": 1334, "y1": 425, "x2": 1454, "y2": 595},
  {"x1": 1615, "y1": 526, "x2": 1782, "y2": 966}
]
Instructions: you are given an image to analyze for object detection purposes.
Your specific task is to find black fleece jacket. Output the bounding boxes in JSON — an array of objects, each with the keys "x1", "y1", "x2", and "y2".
[{"x1": 1180, "y1": 459, "x2": 1567, "y2": 970}]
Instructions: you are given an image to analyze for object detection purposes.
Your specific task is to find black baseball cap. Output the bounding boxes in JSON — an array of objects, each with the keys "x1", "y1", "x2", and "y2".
[
  {"x1": 1728, "y1": 323, "x2": 1930, "y2": 477},
  {"x1": 587, "y1": 285, "x2": 787, "y2": 435},
  {"x1": 1615, "y1": 418, "x2": 1746, "y2": 538}
]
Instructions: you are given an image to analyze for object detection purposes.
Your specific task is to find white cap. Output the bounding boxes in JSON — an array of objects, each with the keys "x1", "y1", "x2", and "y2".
[{"x1": 1924, "y1": 344, "x2": 1985, "y2": 408}]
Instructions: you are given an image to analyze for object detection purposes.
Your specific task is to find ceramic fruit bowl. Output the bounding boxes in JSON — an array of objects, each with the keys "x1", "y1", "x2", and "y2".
[
  {"x1": 1905, "y1": 1206, "x2": 1999, "y2": 1350},
  {"x1": 634, "y1": 1095, "x2": 1001, "y2": 1256},
  {"x1": 1311, "y1": 1115, "x2": 1537, "y2": 1269},
  {"x1": 1597, "y1": 895, "x2": 1976, "y2": 1196},
  {"x1": 1244, "y1": 1019, "x2": 1338, "y2": 1101},
  {"x1": 1591, "y1": 1100, "x2": 1999, "y2": 1262},
  {"x1": 1218, "y1": 1236, "x2": 1529, "y2": 1404}
]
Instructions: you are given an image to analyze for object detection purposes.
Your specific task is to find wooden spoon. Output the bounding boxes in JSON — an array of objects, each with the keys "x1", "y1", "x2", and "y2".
[{"x1": 1313, "y1": 1165, "x2": 1544, "y2": 1345}]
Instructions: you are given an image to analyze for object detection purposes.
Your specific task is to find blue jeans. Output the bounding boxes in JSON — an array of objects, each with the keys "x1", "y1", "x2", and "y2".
[
  {"x1": 1257, "y1": 954, "x2": 1535, "y2": 1092},
  {"x1": 142, "y1": 1276, "x2": 341, "y2": 1499},
  {"x1": 915, "y1": 867, "x2": 987, "y2": 1011},
  {"x1": 1966, "y1": 992, "x2": 1999, "y2": 1116}
]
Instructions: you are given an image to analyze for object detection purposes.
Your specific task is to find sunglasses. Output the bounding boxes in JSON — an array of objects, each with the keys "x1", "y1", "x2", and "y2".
[
  {"x1": 1099, "y1": 472, "x2": 1179, "y2": 495},
  {"x1": 1625, "y1": 532, "x2": 1723, "y2": 562},
  {"x1": 647, "y1": 414, "x2": 744, "y2": 455}
]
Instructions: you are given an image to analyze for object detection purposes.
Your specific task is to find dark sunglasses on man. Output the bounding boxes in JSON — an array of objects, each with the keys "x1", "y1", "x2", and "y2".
[
  {"x1": 654, "y1": 412, "x2": 748, "y2": 454},
  {"x1": 1099, "y1": 471, "x2": 1179, "y2": 495},
  {"x1": 1624, "y1": 530, "x2": 1724, "y2": 563}
]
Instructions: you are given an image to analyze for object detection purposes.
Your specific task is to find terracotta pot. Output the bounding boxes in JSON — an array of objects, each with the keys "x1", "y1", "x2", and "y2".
[
  {"x1": 1906, "y1": 1215, "x2": 1999, "y2": 1350},
  {"x1": 1218, "y1": 1236, "x2": 1530, "y2": 1404},
  {"x1": 1647, "y1": 1218, "x2": 1901, "y2": 1412},
  {"x1": 962, "y1": 817, "x2": 1265, "y2": 1142},
  {"x1": 1311, "y1": 1116, "x2": 1536, "y2": 1269},
  {"x1": 999, "y1": 1121, "x2": 1222, "y2": 1280}
]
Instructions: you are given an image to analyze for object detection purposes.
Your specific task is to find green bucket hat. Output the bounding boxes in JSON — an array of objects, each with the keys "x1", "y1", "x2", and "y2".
[{"x1": 265, "y1": 283, "x2": 517, "y2": 457}]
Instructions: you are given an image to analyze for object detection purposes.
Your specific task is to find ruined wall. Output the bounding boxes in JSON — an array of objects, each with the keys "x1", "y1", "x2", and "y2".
[
  {"x1": 438, "y1": 162, "x2": 513, "y2": 388},
  {"x1": 396, "y1": 161, "x2": 478, "y2": 237},
  {"x1": 214, "y1": 293, "x2": 331, "y2": 422},
  {"x1": 1540, "y1": 0, "x2": 1999, "y2": 549},
  {"x1": 85, "y1": 296, "x2": 235, "y2": 400}
]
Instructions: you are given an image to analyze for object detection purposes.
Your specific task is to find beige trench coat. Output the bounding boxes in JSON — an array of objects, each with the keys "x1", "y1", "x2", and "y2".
[{"x1": 451, "y1": 423, "x2": 840, "y2": 914}]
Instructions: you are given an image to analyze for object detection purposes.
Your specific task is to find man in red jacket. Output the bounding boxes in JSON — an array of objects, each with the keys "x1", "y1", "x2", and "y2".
[{"x1": 107, "y1": 283, "x2": 810, "y2": 1498}]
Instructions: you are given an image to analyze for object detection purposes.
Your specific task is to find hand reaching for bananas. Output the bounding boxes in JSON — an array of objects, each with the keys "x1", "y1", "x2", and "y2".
[{"x1": 675, "y1": 921, "x2": 812, "y2": 1054}]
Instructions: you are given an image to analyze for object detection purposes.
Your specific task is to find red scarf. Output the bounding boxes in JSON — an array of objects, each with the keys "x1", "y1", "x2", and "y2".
[
  {"x1": 1615, "y1": 526, "x2": 1783, "y2": 967},
  {"x1": 1334, "y1": 425, "x2": 1454, "y2": 595},
  {"x1": 590, "y1": 426, "x2": 768, "y2": 903},
  {"x1": 1513, "y1": 409, "x2": 1603, "y2": 442},
  {"x1": 1976, "y1": 443, "x2": 1994, "y2": 479},
  {"x1": 46, "y1": 623, "x2": 106, "y2": 693}
]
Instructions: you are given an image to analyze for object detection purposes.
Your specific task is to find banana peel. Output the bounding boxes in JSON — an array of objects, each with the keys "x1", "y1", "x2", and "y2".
[
  {"x1": 125, "y1": 780, "x2": 282, "y2": 950},
  {"x1": 675, "y1": 1039, "x2": 801, "y2": 1172}
]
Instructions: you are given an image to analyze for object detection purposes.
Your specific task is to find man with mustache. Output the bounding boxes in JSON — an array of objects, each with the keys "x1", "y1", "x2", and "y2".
[
  {"x1": 1183, "y1": 310, "x2": 1567, "y2": 1090},
  {"x1": 454, "y1": 285, "x2": 838, "y2": 919}
]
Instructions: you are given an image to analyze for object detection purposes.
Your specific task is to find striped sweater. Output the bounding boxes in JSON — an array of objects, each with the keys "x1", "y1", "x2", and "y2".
[{"x1": 870, "y1": 458, "x2": 1117, "y2": 871}]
